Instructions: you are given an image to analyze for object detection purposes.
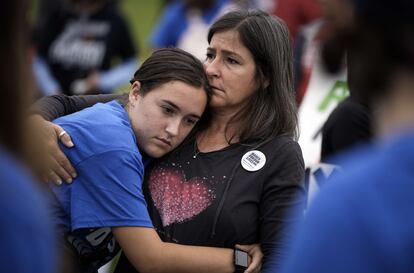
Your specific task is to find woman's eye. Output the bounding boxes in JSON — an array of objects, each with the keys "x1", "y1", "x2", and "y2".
[
  {"x1": 227, "y1": 57, "x2": 239, "y2": 65},
  {"x1": 206, "y1": 52, "x2": 214, "y2": 60}
]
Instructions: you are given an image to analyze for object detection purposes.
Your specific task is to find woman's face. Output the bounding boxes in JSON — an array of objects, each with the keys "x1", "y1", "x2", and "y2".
[
  {"x1": 128, "y1": 81, "x2": 207, "y2": 158},
  {"x1": 204, "y1": 30, "x2": 258, "y2": 112}
]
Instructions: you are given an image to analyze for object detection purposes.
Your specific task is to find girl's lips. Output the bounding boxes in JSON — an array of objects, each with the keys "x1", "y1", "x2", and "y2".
[{"x1": 155, "y1": 137, "x2": 172, "y2": 147}]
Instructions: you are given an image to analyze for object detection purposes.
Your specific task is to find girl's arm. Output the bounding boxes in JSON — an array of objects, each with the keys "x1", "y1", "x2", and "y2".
[{"x1": 113, "y1": 227, "x2": 239, "y2": 273}]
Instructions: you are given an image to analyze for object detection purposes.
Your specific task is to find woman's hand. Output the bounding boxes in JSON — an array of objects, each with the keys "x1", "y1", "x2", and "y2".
[
  {"x1": 236, "y1": 244, "x2": 263, "y2": 273},
  {"x1": 32, "y1": 115, "x2": 77, "y2": 184}
]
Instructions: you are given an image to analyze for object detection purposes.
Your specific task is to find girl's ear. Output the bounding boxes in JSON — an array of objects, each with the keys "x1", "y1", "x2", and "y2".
[{"x1": 129, "y1": 81, "x2": 142, "y2": 106}]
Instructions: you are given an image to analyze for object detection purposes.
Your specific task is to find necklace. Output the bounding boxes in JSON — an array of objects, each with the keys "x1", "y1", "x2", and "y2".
[{"x1": 193, "y1": 140, "x2": 201, "y2": 159}]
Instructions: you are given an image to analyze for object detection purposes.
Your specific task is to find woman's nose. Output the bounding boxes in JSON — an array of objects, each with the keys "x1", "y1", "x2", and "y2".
[{"x1": 204, "y1": 58, "x2": 220, "y2": 78}]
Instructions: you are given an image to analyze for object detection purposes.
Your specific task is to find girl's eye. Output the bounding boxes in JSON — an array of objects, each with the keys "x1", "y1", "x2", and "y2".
[
  {"x1": 161, "y1": 106, "x2": 175, "y2": 115},
  {"x1": 185, "y1": 118, "x2": 198, "y2": 126}
]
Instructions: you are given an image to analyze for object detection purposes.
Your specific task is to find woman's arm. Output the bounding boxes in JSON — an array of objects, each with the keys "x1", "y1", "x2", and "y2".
[
  {"x1": 31, "y1": 94, "x2": 125, "y2": 183},
  {"x1": 114, "y1": 227, "x2": 236, "y2": 273},
  {"x1": 32, "y1": 93, "x2": 125, "y2": 121},
  {"x1": 260, "y1": 140, "x2": 307, "y2": 272}
]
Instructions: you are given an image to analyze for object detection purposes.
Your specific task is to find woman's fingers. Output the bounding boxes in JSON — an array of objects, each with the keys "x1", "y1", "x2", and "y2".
[
  {"x1": 54, "y1": 124, "x2": 74, "y2": 148},
  {"x1": 52, "y1": 142, "x2": 77, "y2": 180},
  {"x1": 48, "y1": 156, "x2": 74, "y2": 185},
  {"x1": 48, "y1": 170, "x2": 63, "y2": 186},
  {"x1": 40, "y1": 119, "x2": 77, "y2": 182}
]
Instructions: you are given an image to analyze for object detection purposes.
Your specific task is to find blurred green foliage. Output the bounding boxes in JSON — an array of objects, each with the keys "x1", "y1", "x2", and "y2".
[{"x1": 119, "y1": 0, "x2": 164, "y2": 59}]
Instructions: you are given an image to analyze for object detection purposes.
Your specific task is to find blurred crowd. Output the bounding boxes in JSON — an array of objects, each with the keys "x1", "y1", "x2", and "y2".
[
  {"x1": 2, "y1": 0, "x2": 414, "y2": 272},
  {"x1": 29, "y1": 0, "x2": 355, "y2": 166}
]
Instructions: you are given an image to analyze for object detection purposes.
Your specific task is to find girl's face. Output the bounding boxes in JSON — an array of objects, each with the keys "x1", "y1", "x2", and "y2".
[
  {"x1": 128, "y1": 81, "x2": 207, "y2": 158},
  {"x1": 204, "y1": 30, "x2": 259, "y2": 113}
]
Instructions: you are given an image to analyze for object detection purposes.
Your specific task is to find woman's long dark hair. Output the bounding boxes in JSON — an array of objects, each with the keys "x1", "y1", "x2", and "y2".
[{"x1": 207, "y1": 10, "x2": 298, "y2": 145}]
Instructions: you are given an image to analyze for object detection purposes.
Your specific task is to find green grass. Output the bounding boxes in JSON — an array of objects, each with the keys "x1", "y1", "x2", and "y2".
[{"x1": 119, "y1": 0, "x2": 164, "y2": 60}]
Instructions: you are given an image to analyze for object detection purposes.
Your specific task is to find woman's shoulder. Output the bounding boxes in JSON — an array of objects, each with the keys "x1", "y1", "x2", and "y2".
[
  {"x1": 261, "y1": 135, "x2": 302, "y2": 153},
  {"x1": 259, "y1": 135, "x2": 304, "y2": 170}
]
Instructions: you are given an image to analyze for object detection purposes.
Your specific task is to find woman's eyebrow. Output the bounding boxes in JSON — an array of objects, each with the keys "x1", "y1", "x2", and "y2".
[{"x1": 208, "y1": 47, "x2": 243, "y2": 60}]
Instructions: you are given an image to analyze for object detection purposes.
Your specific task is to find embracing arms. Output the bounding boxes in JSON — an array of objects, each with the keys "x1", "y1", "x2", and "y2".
[
  {"x1": 32, "y1": 94, "x2": 263, "y2": 273},
  {"x1": 114, "y1": 227, "x2": 261, "y2": 273},
  {"x1": 31, "y1": 94, "x2": 124, "y2": 182},
  {"x1": 32, "y1": 94, "x2": 125, "y2": 121}
]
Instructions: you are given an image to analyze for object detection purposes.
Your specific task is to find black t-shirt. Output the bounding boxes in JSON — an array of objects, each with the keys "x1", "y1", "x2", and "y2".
[
  {"x1": 36, "y1": 3, "x2": 136, "y2": 94},
  {"x1": 118, "y1": 135, "x2": 306, "y2": 273},
  {"x1": 321, "y1": 97, "x2": 372, "y2": 163}
]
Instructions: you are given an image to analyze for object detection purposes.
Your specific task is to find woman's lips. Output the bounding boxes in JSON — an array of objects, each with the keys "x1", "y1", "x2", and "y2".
[{"x1": 211, "y1": 85, "x2": 224, "y2": 92}]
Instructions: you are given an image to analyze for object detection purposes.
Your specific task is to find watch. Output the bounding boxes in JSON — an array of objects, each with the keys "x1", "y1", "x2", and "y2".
[{"x1": 234, "y1": 249, "x2": 248, "y2": 272}]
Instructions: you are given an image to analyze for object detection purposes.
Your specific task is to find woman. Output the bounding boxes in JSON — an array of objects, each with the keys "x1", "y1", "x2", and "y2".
[
  {"x1": 44, "y1": 47, "x2": 261, "y2": 273},
  {"x1": 35, "y1": 10, "x2": 306, "y2": 271}
]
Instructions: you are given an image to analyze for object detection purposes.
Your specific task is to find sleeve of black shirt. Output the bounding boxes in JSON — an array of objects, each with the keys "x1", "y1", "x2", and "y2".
[
  {"x1": 32, "y1": 94, "x2": 125, "y2": 121},
  {"x1": 260, "y1": 139, "x2": 306, "y2": 271}
]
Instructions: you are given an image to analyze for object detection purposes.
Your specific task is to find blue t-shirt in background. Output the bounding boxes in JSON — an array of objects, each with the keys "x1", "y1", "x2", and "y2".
[
  {"x1": 0, "y1": 149, "x2": 56, "y2": 273},
  {"x1": 278, "y1": 132, "x2": 414, "y2": 273},
  {"x1": 150, "y1": 0, "x2": 229, "y2": 48},
  {"x1": 50, "y1": 100, "x2": 153, "y2": 272}
]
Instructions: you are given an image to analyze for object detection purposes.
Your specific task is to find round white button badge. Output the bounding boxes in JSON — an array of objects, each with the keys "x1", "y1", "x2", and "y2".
[{"x1": 241, "y1": 150, "x2": 266, "y2": 172}]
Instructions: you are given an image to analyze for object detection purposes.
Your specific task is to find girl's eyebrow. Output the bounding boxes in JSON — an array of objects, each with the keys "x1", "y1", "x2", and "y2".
[
  {"x1": 161, "y1": 100, "x2": 202, "y2": 119},
  {"x1": 161, "y1": 100, "x2": 179, "y2": 110}
]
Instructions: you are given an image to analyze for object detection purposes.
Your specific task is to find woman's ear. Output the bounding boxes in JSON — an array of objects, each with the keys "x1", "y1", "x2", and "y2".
[
  {"x1": 264, "y1": 78, "x2": 270, "y2": 89},
  {"x1": 129, "y1": 81, "x2": 142, "y2": 107}
]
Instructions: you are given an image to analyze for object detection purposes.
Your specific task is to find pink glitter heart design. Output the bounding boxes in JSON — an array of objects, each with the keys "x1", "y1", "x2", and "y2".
[{"x1": 149, "y1": 168, "x2": 215, "y2": 227}]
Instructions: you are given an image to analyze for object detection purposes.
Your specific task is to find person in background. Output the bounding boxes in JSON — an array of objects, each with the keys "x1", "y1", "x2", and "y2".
[
  {"x1": 278, "y1": 1, "x2": 414, "y2": 273},
  {"x1": 33, "y1": 0, "x2": 137, "y2": 96},
  {"x1": 272, "y1": 0, "x2": 321, "y2": 44},
  {"x1": 320, "y1": 53, "x2": 372, "y2": 163},
  {"x1": 33, "y1": 10, "x2": 305, "y2": 272},
  {"x1": 149, "y1": 0, "x2": 249, "y2": 60},
  {"x1": 317, "y1": 0, "x2": 372, "y2": 163},
  {"x1": 294, "y1": 0, "x2": 350, "y2": 167},
  {"x1": 0, "y1": 0, "x2": 57, "y2": 273}
]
